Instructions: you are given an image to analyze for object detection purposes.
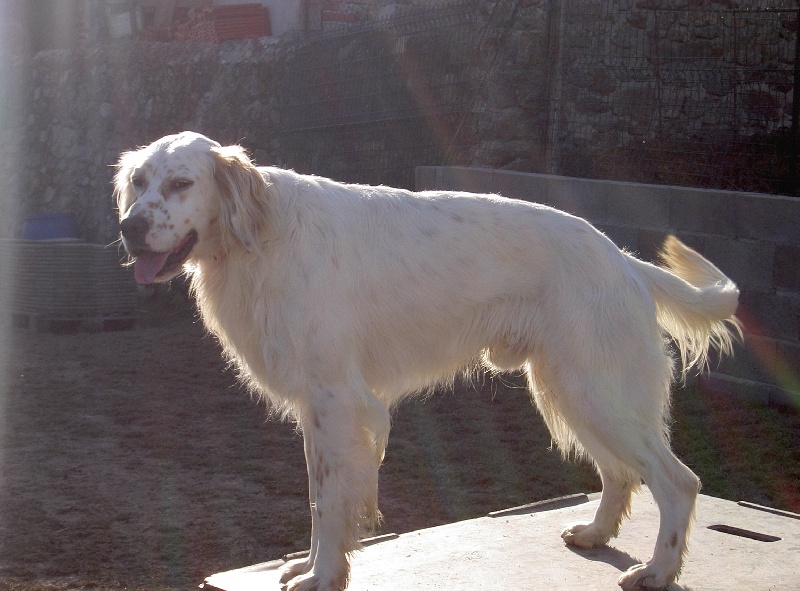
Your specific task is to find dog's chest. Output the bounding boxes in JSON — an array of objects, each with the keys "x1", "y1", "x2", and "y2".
[{"x1": 196, "y1": 273, "x2": 307, "y2": 400}]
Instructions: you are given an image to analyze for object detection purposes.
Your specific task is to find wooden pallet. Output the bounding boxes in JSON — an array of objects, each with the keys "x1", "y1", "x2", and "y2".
[{"x1": 10, "y1": 312, "x2": 139, "y2": 334}]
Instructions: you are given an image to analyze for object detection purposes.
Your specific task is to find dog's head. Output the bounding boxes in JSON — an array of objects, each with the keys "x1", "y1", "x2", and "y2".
[{"x1": 115, "y1": 132, "x2": 270, "y2": 284}]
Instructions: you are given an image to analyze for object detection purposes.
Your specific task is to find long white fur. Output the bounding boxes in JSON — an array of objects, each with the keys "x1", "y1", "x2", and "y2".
[{"x1": 115, "y1": 132, "x2": 740, "y2": 591}]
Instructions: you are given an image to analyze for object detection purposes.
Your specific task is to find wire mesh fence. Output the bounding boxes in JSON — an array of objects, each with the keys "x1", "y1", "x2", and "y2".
[
  {"x1": 278, "y1": 1, "x2": 483, "y2": 188},
  {"x1": 549, "y1": 0, "x2": 800, "y2": 195},
  {"x1": 278, "y1": 0, "x2": 800, "y2": 195}
]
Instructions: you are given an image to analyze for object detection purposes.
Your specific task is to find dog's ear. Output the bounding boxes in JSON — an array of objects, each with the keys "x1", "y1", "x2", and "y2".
[{"x1": 212, "y1": 145, "x2": 271, "y2": 253}]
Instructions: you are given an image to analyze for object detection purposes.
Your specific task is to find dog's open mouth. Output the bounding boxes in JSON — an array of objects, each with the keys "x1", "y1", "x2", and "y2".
[{"x1": 132, "y1": 230, "x2": 197, "y2": 285}]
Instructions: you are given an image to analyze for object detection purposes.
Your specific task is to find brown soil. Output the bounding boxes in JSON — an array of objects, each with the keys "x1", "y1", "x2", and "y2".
[
  {"x1": 0, "y1": 296, "x2": 600, "y2": 591},
  {"x1": 1, "y1": 294, "x2": 798, "y2": 591}
]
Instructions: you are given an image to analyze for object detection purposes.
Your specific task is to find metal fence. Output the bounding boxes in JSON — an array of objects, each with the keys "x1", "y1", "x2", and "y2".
[
  {"x1": 548, "y1": 0, "x2": 800, "y2": 195},
  {"x1": 279, "y1": 2, "x2": 483, "y2": 188},
  {"x1": 279, "y1": 0, "x2": 800, "y2": 195}
]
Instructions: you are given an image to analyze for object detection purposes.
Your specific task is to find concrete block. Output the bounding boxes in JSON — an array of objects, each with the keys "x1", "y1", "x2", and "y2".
[
  {"x1": 774, "y1": 340, "x2": 800, "y2": 397},
  {"x1": 637, "y1": 228, "x2": 669, "y2": 262},
  {"x1": 415, "y1": 166, "x2": 438, "y2": 191},
  {"x1": 205, "y1": 492, "x2": 800, "y2": 591},
  {"x1": 607, "y1": 182, "x2": 671, "y2": 228},
  {"x1": 669, "y1": 231, "x2": 708, "y2": 254},
  {"x1": 713, "y1": 334, "x2": 775, "y2": 385},
  {"x1": 700, "y1": 372, "x2": 797, "y2": 409},
  {"x1": 713, "y1": 336, "x2": 800, "y2": 407},
  {"x1": 736, "y1": 193, "x2": 800, "y2": 245},
  {"x1": 739, "y1": 290, "x2": 799, "y2": 342},
  {"x1": 595, "y1": 223, "x2": 639, "y2": 252},
  {"x1": 704, "y1": 236, "x2": 775, "y2": 291},
  {"x1": 546, "y1": 176, "x2": 609, "y2": 222},
  {"x1": 669, "y1": 188, "x2": 737, "y2": 236},
  {"x1": 491, "y1": 170, "x2": 549, "y2": 204},
  {"x1": 437, "y1": 167, "x2": 495, "y2": 195},
  {"x1": 774, "y1": 244, "x2": 800, "y2": 292}
]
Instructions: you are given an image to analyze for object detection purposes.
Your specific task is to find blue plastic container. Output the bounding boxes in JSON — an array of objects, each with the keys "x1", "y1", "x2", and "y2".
[{"x1": 21, "y1": 213, "x2": 81, "y2": 240}]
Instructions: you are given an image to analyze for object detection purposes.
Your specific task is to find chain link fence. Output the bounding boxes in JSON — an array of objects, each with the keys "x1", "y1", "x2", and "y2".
[{"x1": 279, "y1": 0, "x2": 800, "y2": 195}]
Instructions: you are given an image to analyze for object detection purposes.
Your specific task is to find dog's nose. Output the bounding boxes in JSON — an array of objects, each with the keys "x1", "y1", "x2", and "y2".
[{"x1": 120, "y1": 215, "x2": 150, "y2": 248}]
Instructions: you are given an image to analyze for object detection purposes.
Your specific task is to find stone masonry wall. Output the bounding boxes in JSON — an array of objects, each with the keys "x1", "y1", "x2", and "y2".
[
  {"x1": 2, "y1": 0, "x2": 797, "y2": 243},
  {"x1": 0, "y1": 38, "x2": 282, "y2": 245},
  {"x1": 554, "y1": 0, "x2": 797, "y2": 191}
]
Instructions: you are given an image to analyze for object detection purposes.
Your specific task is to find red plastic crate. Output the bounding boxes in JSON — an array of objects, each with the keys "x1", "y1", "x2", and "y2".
[{"x1": 171, "y1": 3, "x2": 271, "y2": 42}]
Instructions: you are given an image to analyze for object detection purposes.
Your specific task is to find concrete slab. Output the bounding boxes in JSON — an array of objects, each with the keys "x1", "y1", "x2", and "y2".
[{"x1": 202, "y1": 490, "x2": 800, "y2": 590}]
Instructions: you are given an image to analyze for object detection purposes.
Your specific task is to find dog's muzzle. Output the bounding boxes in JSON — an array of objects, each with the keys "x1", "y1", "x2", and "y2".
[
  {"x1": 119, "y1": 213, "x2": 198, "y2": 284},
  {"x1": 119, "y1": 214, "x2": 151, "y2": 253}
]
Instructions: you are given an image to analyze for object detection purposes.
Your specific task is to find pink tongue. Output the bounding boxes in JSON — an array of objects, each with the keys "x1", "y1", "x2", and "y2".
[{"x1": 134, "y1": 251, "x2": 171, "y2": 284}]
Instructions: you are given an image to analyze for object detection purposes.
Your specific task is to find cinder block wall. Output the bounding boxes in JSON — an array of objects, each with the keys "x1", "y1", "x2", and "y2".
[{"x1": 417, "y1": 166, "x2": 800, "y2": 407}]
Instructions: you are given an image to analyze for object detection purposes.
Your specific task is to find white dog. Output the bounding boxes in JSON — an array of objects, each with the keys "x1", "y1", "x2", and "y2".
[{"x1": 116, "y1": 132, "x2": 740, "y2": 591}]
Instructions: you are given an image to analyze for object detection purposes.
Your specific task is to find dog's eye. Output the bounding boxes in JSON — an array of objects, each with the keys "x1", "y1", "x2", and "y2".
[{"x1": 170, "y1": 179, "x2": 194, "y2": 192}]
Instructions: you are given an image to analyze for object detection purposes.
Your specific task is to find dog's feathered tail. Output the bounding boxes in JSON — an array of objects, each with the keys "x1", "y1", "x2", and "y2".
[{"x1": 629, "y1": 236, "x2": 742, "y2": 376}]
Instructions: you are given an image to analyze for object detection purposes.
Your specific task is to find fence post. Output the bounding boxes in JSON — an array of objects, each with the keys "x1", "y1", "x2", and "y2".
[
  {"x1": 790, "y1": 3, "x2": 800, "y2": 192},
  {"x1": 543, "y1": 0, "x2": 563, "y2": 175}
]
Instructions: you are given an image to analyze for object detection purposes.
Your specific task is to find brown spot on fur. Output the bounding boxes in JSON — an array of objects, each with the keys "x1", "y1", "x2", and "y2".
[{"x1": 670, "y1": 532, "x2": 678, "y2": 548}]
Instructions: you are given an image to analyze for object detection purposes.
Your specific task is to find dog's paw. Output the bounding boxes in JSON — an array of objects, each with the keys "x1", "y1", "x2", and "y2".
[
  {"x1": 280, "y1": 558, "x2": 311, "y2": 585},
  {"x1": 285, "y1": 571, "x2": 347, "y2": 591},
  {"x1": 286, "y1": 572, "x2": 320, "y2": 591},
  {"x1": 561, "y1": 522, "x2": 612, "y2": 549},
  {"x1": 617, "y1": 562, "x2": 673, "y2": 591}
]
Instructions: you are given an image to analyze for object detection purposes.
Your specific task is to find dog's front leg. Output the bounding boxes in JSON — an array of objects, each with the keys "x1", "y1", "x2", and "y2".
[
  {"x1": 280, "y1": 433, "x2": 320, "y2": 584},
  {"x1": 282, "y1": 388, "x2": 385, "y2": 591}
]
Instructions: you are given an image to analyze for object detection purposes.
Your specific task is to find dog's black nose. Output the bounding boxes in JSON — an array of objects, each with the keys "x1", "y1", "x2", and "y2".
[{"x1": 120, "y1": 215, "x2": 150, "y2": 248}]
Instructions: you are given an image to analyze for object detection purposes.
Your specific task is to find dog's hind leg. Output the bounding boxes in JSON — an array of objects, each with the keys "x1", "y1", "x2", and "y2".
[
  {"x1": 561, "y1": 418, "x2": 698, "y2": 590},
  {"x1": 617, "y1": 441, "x2": 699, "y2": 591},
  {"x1": 528, "y1": 361, "x2": 639, "y2": 549},
  {"x1": 562, "y1": 463, "x2": 640, "y2": 549},
  {"x1": 528, "y1": 339, "x2": 694, "y2": 589}
]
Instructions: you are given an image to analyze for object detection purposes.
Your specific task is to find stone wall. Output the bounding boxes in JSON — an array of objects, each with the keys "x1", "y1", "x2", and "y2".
[
  {"x1": 543, "y1": 0, "x2": 797, "y2": 190},
  {"x1": 0, "y1": 38, "x2": 281, "y2": 245},
  {"x1": 417, "y1": 165, "x2": 800, "y2": 406},
  {"x1": 1, "y1": 0, "x2": 797, "y2": 238}
]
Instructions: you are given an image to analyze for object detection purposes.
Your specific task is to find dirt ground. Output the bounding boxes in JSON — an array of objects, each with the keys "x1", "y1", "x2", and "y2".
[
  {"x1": 0, "y1": 294, "x2": 798, "y2": 591},
  {"x1": 0, "y1": 295, "x2": 602, "y2": 591}
]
